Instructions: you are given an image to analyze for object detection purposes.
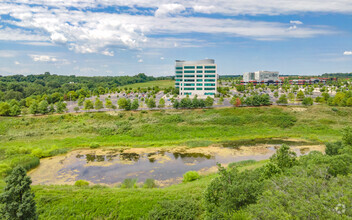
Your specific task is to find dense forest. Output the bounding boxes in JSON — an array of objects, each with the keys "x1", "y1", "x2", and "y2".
[
  {"x1": 0, "y1": 72, "x2": 168, "y2": 102},
  {"x1": 322, "y1": 73, "x2": 352, "y2": 78}
]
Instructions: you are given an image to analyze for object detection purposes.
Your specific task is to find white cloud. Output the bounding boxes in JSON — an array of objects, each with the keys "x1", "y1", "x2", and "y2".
[
  {"x1": 29, "y1": 54, "x2": 70, "y2": 64},
  {"x1": 160, "y1": 56, "x2": 165, "y2": 60},
  {"x1": 138, "y1": 59, "x2": 143, "y2": 63},
  {"x1": 290, "y1": 20, "x2": 303, "y2": 25},
  {"x1": 30, "y1": 54, "x2": 58, "y2": 62},
  {"x1": 155, "y1": 4, "x2": 185, "y2": 17},
  {"x1": 344, "y1": 51, "x2": 352, "y2": 55},
  {"x1": 102, "y1": 50, "x2": 114, "y2": 56},
  {"x1": 0, "y1": 1, "x2": 336, "y2": 56},
  {"x1": 14, "y1": 61, "x2": 20, "y2": 65},
  {"x1": 50, "y1": 32, "x2": 68, "y2": 44}
]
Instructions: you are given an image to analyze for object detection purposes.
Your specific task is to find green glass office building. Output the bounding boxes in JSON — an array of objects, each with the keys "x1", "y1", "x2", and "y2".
[{"x1": 175, "y1": 59, "x2": 217, "y2": 97}]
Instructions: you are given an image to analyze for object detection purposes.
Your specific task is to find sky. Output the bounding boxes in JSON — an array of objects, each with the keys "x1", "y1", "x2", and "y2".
[{"x1": 0, "y1": 0, "x2": 352, "y2": 76}]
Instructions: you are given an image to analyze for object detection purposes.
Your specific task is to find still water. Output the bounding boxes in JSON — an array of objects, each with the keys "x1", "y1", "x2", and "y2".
[{"x1": 29, "y1": 144, "x2": 324, "y2": 186}]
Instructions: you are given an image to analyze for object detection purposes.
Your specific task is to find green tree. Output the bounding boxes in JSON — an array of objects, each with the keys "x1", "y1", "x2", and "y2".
[
  {"x1": 38, "y1": 100, "x2": 49, "y2": 114},
  {"x1": 273, "y1": 91, "x2": 279, "y2": 98},
  {"x1": 342, "y1": 126, "x2": 352, "y2": 146},
  {"x1": 296, "y1": 90, "x2": 305, "y2": 100},
  {"x1": 288, "y1": 93, "x2": 295, "y2": 102},
  {"x1": 0, "y1": 166, "x2": 37, "y2": 220},
  {"x1": 29, "y1": 101, "x2": 39, "y2": 115},
  {"x1": 73, "y1": 106, "x2": 80, "y2": 113},
  {"x1": 131, "y1": 99, "x2": 139, "y2": 110},
  {"x1": 105, "y1": 99, "x2": 115, "y2": 110},
  {"x1": 83, "y1": 100, "x2": 94, "y2": 111},
  {"x1": 218, "y1": 96, "x2": 224, "y2": 105},
  {"x1": 205, "y1": 96, "x2": 214, "y2": 107},
  {"x1": 277, "y1": 94, "x2": 288, "y2": 105},
  {"x1": 0, "y1": 102, "x2": 11, "y2": 116},
  {"x1": 56, "y1": 101, "x2": 67, "y2": 113},
  {"x1": 77, "y1": 96, "x2": 85, "y2": 106},
  {"x1": 173, "y1": 100, "x2": 180, "y2": 109},
  {"x1": 204, "y1": 165, "x2": 263, "y2": 218},
  {"x1": 147, "y1": 98, "x2": 156, "y2": 109},
  {"x1": 94, "y1": 98, "x2": 103, "y2": 110},
  {"x1": 270, "y1": 144, "x2": 297, "y2": 169},
  {"x1": 118, "y1": 98, "x2": 129, "y2": 110},
  {"x1": 158, "y1": 98, "x2": 165, "y2": 108},
  {"x1": 5, "y1": 100, "x2": 20, "y2": 116},
  {"x1": 346, "y1": 97, "x2": 352, "y2": 107},
  {"x1": 48, "y1": 104, "x2": 55, "y2": 113},
  {"x1": 302, "y1": 97, "x2": 313, "y2": 106}
]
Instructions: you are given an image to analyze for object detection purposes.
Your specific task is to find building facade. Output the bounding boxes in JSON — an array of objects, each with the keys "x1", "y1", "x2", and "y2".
[{"x1": 175, "y1": 59, "x2": 217, "y2": 97}]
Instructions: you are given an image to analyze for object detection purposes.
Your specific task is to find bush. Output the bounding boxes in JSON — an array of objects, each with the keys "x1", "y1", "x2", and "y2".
[
  {"x1": 148, "y1": 199, "x2": 202, "y2": 220},
  {"x1": 325, "y1": 141, "x2": 343, "y2": 156},
  {"x1": 121, "y1": 178, "x2": 138, "y2": 188},
  {"x1": 10, "y1": 155, "x2": 40, "y2": 172},
  {"x1": 204, "y1": 165, "x2": 263, "y2": 218},
  {"x1": 183, "y1": 171, "x2": 200, "y2": 182},
  {"x1": 302, "y1": 97, "x2": 313, "y2": 106},
  {"x1": 90, "y1": 143, "x2": 100, "y2": 149},
  {"x1": 270, "y1": 144, "x2": 297, "y2": 169},
  {"x1": 143, "y1": 179, "x2": 157, "y2": 188},
  {"x1": 49, "y1": 148, "x2": 69, "y2": 156},
  {"x1": 74, "y1": 180, "x2": 89, "y2": 187}
]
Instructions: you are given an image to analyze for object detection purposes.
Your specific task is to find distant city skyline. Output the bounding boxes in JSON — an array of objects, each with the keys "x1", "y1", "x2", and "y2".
[{"x1": 0, "y1": 0, "x2": 352, "y2": 76}]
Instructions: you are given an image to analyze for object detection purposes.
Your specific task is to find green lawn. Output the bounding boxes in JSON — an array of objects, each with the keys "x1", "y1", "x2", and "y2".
[{"x1": 118, "y1": 80, "x2": 174, "y2": 89}]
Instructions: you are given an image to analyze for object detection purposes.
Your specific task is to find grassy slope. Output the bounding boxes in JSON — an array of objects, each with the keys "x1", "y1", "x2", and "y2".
[{"x1": 118, "y1": 80, "x2": 174, "y2": 89}]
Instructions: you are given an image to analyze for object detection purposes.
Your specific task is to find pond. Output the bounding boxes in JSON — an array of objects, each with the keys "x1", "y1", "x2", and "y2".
[{"x1": 29, "y1": 143, "x2": 324, "y2": 187}]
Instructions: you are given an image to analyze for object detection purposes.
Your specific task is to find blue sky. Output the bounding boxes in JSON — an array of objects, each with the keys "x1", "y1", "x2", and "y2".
[{"x1": 0, "y1": 0, "x2": 351, "y2": 76}]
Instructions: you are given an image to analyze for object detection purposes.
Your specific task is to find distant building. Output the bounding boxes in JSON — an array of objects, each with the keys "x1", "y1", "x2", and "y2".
[
  {"x1": 242, "y1": 71, "x2": 280, "y2": 85},
  {"x1": 243, "y1": 71, "x2": 279, "y2": 82},
  {"x1": 175, "y1": 59, "x2": 217, "y2": 97}
]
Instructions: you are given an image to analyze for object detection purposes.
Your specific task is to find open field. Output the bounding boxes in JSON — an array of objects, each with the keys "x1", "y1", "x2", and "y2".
[
  {"x1": 117, "y1": 80, "x2": 174, "y2": 89},
  {"x1": 1, "y1": 104, "x2": 351, "y2": 218},
  {"x1": 0, "y1": 105, "x2": 350, "y2": 178}
]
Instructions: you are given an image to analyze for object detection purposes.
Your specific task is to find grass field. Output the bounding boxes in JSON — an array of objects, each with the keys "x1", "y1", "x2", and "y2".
[
  {"x1": 0, "y1": 105, "x2": 351, "y2": 218},
  {"x1": 118, "y1": 80, "x2": 174, "y2": 89},
  {"x1": 0, "y1": 105, "x2": 350, "y2": 177}
]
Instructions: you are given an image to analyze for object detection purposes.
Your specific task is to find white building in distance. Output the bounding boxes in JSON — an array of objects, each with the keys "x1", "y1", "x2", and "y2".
[
  {"x1": 175, "y1": 59, "x2": 217, "y2": 97},
  {"x1": 243, "y1": 71, "x2": 279, "y2": 82}
]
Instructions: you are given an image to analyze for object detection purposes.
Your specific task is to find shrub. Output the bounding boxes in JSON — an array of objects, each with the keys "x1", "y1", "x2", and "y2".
[
  {"x1": 270, "y1": 144, "x2": 297, "y2": 169},
  {"x1": 302, "y1": 97, "x2": 313, "y2": 106},
  {"x1": 74, "y1": 180, "x2": 89, "y2": 187},
  {"x1": 143, "y1": 179, "x2": 157, "y2": 188},
  {"x1": 90, "y1": 143, "x2": 100, "y2": 149},
  {"x1": 148, "y1": 199, "x2": 202, "y2": 220},
  {"x1": 325, "y1": 141, "x2": 343, "y2": 156},
  {"x1": 204, "y1": 165, "x2": 263, "y2": 218},
  {"x1": 121, "y1": 178, "x2": 138, "y2": 188},
  {"x1": 183, "y1": 171, "x2": 200, "y2": 182},
  {"x1": 10, "y1": 155, "x2": 40, "y2": 171},
  {"x1": 49, "y1": 148, "x2": 69, "y2": 156}
]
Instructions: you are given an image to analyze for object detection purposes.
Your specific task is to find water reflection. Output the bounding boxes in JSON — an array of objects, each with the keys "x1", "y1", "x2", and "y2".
[{"x1": 30, "y1": 144, "x2": 323, "y2": 187}]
